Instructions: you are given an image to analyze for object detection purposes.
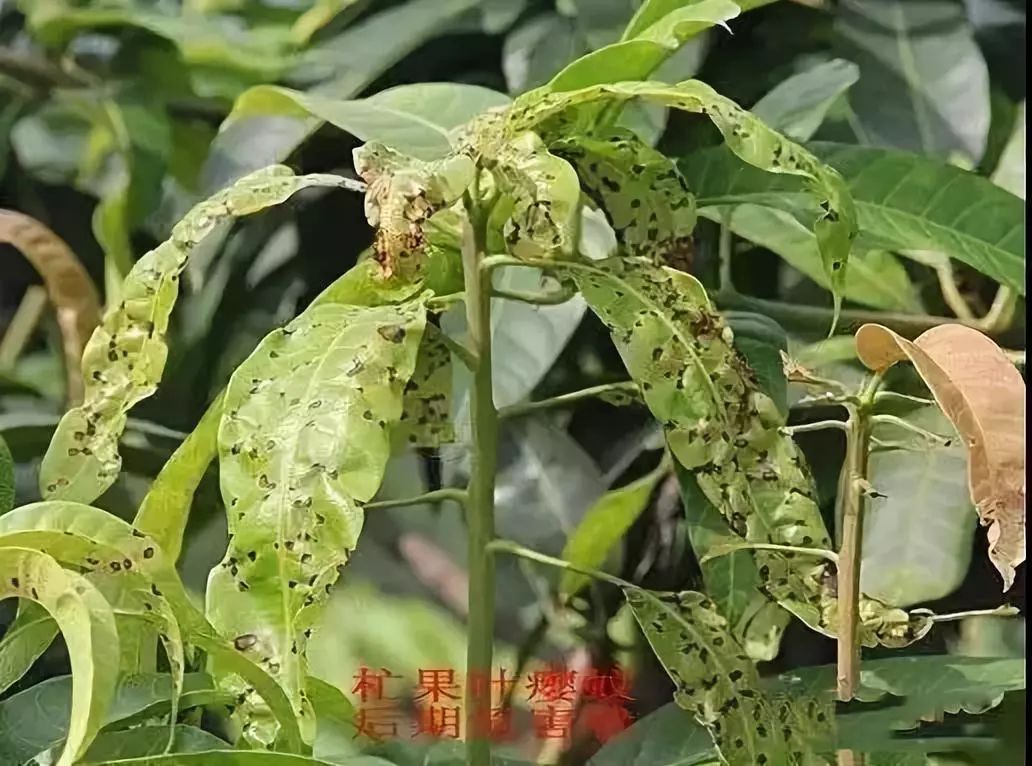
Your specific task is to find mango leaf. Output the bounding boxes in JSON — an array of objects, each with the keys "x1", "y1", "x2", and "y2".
[
  {"x1": 559, "y1": 462, "x2": 666, "y2": 599},
  {"x1": 834, "y1": 0, "x2": 991, "y2": 161},
  {"x1": 625, "y1": 588, "x2": 833, "y2": 765},
  {"x1": 750, "y1": 58, "x2": 860, "y2": 142},
  {"x1": 0, "y1": 548, "x2": 119, "y2": 766},
  {"x1": 724, "y1": 311, "x2": 790, "y2": 417},
  {"x1": 502, "y1": 12, "x2": 584, "y2": 94},
  {"x1": 0, "y1": 673, "x2": 220, "y2": 766},
  {"x1": 776, "y1": 655, "x2": 1025, "y2": 745},
  {"x1": 991, "y1": 100, "x2": 1024, "y2": 198},
  {"x1": 208, "y1": 299, "x2": 426, "y2": 745},
  {"x1": 393, "y1": 326, "x2": 454, "y2": 450},
  {"x1": 680, "y1": 142, "x2": 1026, "y2": 294},
  {"x1": 552, "y1": 128, "x2": 696, "y2": 264},
  {"x1": 134, "y1": 392, "x2": 224, "y2": 563},
  {"x1": 75, "y1": 753, "x2": 360, "y2": 765},
  {"x1": 0, "y1": 433, "x2": 12, "y2": 512},
  {"x1": 587, "y1": 701, "x2": 716, "y2": 766},
  {"x1": 707, "y1": 204, "x2": 921, "y2": 311},
  {"x1": 1, "y1": 209, "x2": 101, "y2": 405},
  {"x1": 39, "y1": 165, "x2": 359, "y2": 505},
  {"x1": 861, "y1": 406, "x2": 975, "y2": 607},
  {"x1": 512, "y1": 80, "x2": 857, "y2": 320},
  {"x1": 37, "y1": 725, "x2": 227, "y2": 763},
  {"x1": 543, "y1": 0, "x2": 741, "y2": 92},
  {"x1": 855, "y1": 324, "x2": 1026, "y2": 589},
  {"x1": 0, "y1": 600, "x2": 59, "y2": 695},
  {"x1": 307, "y1": 675, "x2": 365, "y2": 763},
  {"x1": 557, "y1": 256, "x2": 927, "y2": 647},
  {"x1": 207, "y1": 82, "x2": 509, "y2": 192},
  {"x1": 0, "y1": 502, "x2": 188, "y2": 731}
]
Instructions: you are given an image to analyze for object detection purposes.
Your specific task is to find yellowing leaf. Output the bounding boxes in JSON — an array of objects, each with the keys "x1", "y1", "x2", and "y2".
[{"x1": 855, "y1": 323, "x2": 1026, "y2": 589}]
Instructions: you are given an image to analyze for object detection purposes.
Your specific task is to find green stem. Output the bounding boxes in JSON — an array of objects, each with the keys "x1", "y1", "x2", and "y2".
[
  {"x1": 835, "y1": 374, "x2": 881, "y2": 766},
  {"x1": 870, "y1": 414, "x2": 952, "y2": 446},
  {"x1": 781, "y1": 419, "x2": 849, "y2": 435},
  {"x1": 701, "y1": 542, "x2": 840, "y2": 565},
  {"x1": 462, "y1": 190, "x2": 498, "y2": 766},
  {"x1": 363, "y1": 488, "x2": 467, "y2": 511},
  {"x1": 718, "y1": 216, "x2": 734, "y2": 292},
  {"x1": 498, "y1": 381, "x2": 639, "y2": 420},
  {"x1": 487, "y1": 539, "x2": 633, "y2": 589}
]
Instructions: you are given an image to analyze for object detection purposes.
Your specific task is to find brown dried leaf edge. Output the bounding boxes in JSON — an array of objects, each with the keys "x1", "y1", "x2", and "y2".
[{"x1": 856, "y1": 323, "x2": 1025, "y2": 590}]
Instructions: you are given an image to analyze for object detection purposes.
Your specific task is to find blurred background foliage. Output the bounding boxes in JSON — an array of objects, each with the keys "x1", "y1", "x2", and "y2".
[{"x1": 0, "y1": 1, "x2": 1025, "y2": 763}]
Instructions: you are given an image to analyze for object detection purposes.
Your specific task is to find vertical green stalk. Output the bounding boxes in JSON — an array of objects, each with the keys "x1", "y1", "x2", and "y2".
[
  {"x1": 462, "y1": 189, "x2": 497, "y2": 766},
  {"x1": 835, "y1": 375, "x2": 881, "y2": 766}
]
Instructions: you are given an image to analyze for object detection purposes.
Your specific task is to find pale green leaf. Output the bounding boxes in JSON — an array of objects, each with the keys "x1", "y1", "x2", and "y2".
[
  {"x1": 680, "y1": 142, "x2": 1025, "y2": 294},
  {"x1": 134, "y1": 392, "x2": 224, "y2": 563},
  {"x1": 751, "y1": 58, "x2": 860, "y2": 142},
  {"x1": 40, "y1": 166, "x2": 354, "y2": 505},
  {"x1": 991, "y1": 100, "x2": 1025, "y2": 198},
  {"x1": 0, "y1": 548, "x2": 119, "y2": 766},
  {"x1": 208, "y1": 300, "x2": 426, "y2": 745},
  {"x1": 48, "y1": 724, "x2": 227, "y2": 763},
  {"x1": 625, "y1": 588, "x2": 833, "y2": 765},
  {"x1": 544, "y1": 0, "x2": 740, "y2": 92},
  {"x1": 860, "y1": 407, "x2": 975, "y2": 607},
  {"x1": 512, "y1": 80, "x2": 858, "y2": 316},
  {"x1": 559, "y1": 465, "x2": 665, "y2": 598}
]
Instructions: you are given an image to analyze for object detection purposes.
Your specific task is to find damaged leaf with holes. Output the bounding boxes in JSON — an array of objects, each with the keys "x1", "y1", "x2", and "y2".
[
  {"x1": 207, "y1": 298, "x2": 426, "y2": 745},
  {"x1": 509, "y1": 78, "x2": 856, "y2": 321},
  {"x1": 560, "y1": 256, "x2": 930, "y2": 648},
  {"x1": 39, "y1": 166, "x2": 357, "y2": 505},
  {"x1": 355, "y1": 142, "x2": 475, "y2": 281},
  {"x1": 625, "y1": 588, "x2": 833, "y2": 765}
]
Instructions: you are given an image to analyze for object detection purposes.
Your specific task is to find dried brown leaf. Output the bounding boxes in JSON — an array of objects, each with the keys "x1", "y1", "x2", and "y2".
[
  {"x1": 856, "y1": 323, "x2": 1025, "y2": 589},
  {"x1": 1, "y1": 210, "x2": 101, "y2": 404}
]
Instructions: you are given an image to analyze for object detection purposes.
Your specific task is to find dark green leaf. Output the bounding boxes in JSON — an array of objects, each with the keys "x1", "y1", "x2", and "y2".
[
  {"x1": 0, "y1": 433, "x2": 12, "y2": 513},
  {"x1": 681, "y1": 142, "x2": 1026, "y2": 294},
  {"x1": 834, "y1": 0, "x2": 991, "y2": 161},
  {"x1": 587, "y1": 701, "x2": 716, "y2": 766}
]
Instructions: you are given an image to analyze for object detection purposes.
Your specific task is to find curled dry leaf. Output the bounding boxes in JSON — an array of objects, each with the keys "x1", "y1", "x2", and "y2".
[
  {"x1": 0, "y1": 210, "x2": 101, "y2": 404},
  {"x1": 855, "y1": 323, "x2": 1026, "y2": 590}
]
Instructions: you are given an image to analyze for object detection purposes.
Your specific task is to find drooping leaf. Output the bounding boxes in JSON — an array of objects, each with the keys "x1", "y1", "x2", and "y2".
[
  {"x1": 855, "y1": 323, "x2": 1026, "y2": 589},
  {"x1": 0, "y1": 548, "x2": 119, "y2": 766},
  {"x1": 0, "y1": 673, "x2": 220, "y2": 766},
  {"x1": 707, "y1": 204, "x2": 921, "y2": 311},
  {"x1": 134, "y1": 392, "x2": 224, "y2": 563},
  {"x1": 542, "y1": 0, "x2": 741, "y2": 92},
  {"x1": 40, "y1": 165, "x2": 359, "y2": 505},
  {"x1": 208, "y1": 299, "x2": 426, "y2": 745},
  {"x1": 861, "y1": 406, "x2": 975, "y2": 607},
  {"x1": 680, "y1": 142, "x2": 1026, "y2": 294},
  {"x1": 0, "y1": 502, "x2": 188, "y2": 734},
  {"x1": 0, "y1": 599, "x2": 59, "y2": 696},
  {"x1": 750, "y1": 58, "x2": 860, "y2": 142},
  {"x1": 559, "y1": 462, "x2": 666, "y2": 599},
  {"x1": 511, "y1": 79, "x2": 858, "y2": 320},
  {"x1": 557, "y1": 257, "x2": 927, "y2": 647},
  {"x1": 834, "y1": 0, "x2": 991, "y2": 161},
  {"x1": 0, "y1": 209, "x2": 101, "y2": 405},
  {"x1": 625, "y1": 588, "x2": 834, "y2": 765}
]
